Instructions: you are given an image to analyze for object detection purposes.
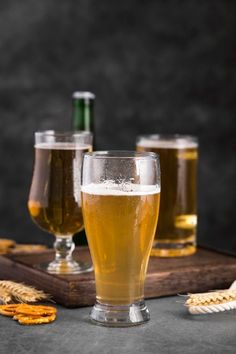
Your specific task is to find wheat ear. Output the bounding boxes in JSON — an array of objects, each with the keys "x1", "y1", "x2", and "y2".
[
  {"x1": 185, "y1": 289, "x2": 236, "y2": 314},
  {"x1": 0, "y1": 287, "x2": 12, "y2": 304},
  {"x1": 0, "y1": 281, "x2": 49, "y2": 303}
]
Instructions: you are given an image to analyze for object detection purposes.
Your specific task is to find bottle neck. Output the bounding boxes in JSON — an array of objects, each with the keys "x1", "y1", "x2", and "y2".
[{"x1": 72, "y1": 98, "x2": 94, "y2": 132}]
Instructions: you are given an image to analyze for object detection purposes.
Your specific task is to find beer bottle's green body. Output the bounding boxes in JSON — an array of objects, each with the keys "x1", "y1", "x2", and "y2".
[
  {"x1": 72, "y1": 92, "x2": 95, "y2": 246},
  {"x1": 72, "y1": 91, "x2": 95, "y2": 135}
]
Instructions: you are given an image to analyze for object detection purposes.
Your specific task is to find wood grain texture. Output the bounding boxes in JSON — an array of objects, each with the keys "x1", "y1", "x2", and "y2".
[{"x1": 0, "y1": 247, "x2": 235, "y2": 308}]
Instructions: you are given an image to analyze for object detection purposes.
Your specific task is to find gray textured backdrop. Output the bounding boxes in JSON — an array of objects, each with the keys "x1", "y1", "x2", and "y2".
[{"x1": 0, "y1": 0, "x2": 235, "y2": 252}]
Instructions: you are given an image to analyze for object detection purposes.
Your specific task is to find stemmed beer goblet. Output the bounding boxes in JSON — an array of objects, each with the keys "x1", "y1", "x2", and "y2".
[{"x1": 28, "y1": 131, "x2": 93, "y2": 274}]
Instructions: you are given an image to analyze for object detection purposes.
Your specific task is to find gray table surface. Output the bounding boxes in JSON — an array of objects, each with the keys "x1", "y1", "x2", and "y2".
[{"x1": 0, "y1": 296, "x2": 235, "y2": 354}]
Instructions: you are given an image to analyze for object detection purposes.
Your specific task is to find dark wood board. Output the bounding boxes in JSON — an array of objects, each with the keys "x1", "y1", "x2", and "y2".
[{"x1": 0, "y1": 247, "x2": 236, "y2": 308}]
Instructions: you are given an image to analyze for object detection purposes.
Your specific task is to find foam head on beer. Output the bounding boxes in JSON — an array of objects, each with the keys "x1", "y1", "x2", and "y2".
[{"x1": 81, "y1": 181, "x2": 160, "y2": 195}]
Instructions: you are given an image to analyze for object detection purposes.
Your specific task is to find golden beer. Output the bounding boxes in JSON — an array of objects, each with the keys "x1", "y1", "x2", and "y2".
[
  {"x1": 28, "y1": 143, "x2": 92, "y2": 236},
  {"x1": 137, "y1": 136, "x2": 198, "y2": 257},
  {"x1": 82, "y1": 184, "x2": 160, "y2": 305}
]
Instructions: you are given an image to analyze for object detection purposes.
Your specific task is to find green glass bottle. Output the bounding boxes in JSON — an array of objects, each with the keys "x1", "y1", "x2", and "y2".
[
  {"x1": 72, "y1": 91, "x2": 95, "y2": 246},
  {"x1": 72, "y1": 91, "x2": 95, "y2": 136}
]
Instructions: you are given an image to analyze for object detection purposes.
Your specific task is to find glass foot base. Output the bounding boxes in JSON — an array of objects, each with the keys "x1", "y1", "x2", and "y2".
[
  {"x1": 90, "y1": 300, "x2": 150, "y2": 327},
  {"x1": 46, "y1": 259, "x2": 93, "y2": 274},
  {"x1": 151, "y1": 240, "x2": 196, "y2": 257}
]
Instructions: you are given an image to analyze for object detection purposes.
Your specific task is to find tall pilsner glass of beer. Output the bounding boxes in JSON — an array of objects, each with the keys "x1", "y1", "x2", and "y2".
[
  {"x1": 137, "y1": 135, "x2": 198, "y2": 257},
  {"x1": 28, "y1": 131, "x2": 93, "y2": 274},
  {"x1": 81, "y1": 151, "x2": 160, "y2": 326}
]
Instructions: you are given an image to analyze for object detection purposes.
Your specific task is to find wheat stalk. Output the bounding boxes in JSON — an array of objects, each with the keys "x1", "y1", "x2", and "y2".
[
  {"x1": 0, "y1": 281, "x2": 49, "y2": 304},
  {"x1": 0, "y1": 287, "x2": 12, "y2": 304},
  {"x1": 185, "y1": 288, "x2": 236, "y2": 314},
  {"x1": 187, "y1": 301, "x2": 236, "y2": 314}
]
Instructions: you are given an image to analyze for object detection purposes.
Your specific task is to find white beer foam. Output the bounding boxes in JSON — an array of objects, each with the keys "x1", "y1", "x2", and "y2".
[
  {"x1": 137, "y1": 139, "x2": 198, "y2": 149},
  {"x1": 81, "y1": 183, "x2": 160, "y2": 196},
  {"x1": 35, "y1": 143, "x2": 92, "y2": 150}
]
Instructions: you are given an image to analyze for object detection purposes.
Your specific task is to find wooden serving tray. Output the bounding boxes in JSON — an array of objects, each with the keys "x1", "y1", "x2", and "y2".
[{"x1": 0, "y1": 247, "x2": 236, "y2": 308}]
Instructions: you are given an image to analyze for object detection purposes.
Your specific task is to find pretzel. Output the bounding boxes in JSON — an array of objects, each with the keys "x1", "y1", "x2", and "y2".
[
  {"x1": 0, "y1": 304, "x2": 20, "y2": 317},
  {"x1": 0, "y1": 239, "x2": 15, "y2": 249},
  {"x1": 15, "y1": 304, "x2": 57, "y2": 316},
  {"x1": 0, "y1": 304, "x2": 57, "y2": 325},
  {"x1": 0, "y1": 239, "x2": 16, "y2": 254},
  {"x1": 10, "y1": 244, "x2": 47, "y2": 254},
  {"x1": 14, "y1": 313, "x2": 56, "y2": 325},
  {"x1": 0, "y1": 250, "x2": 8, "y2": 255}
]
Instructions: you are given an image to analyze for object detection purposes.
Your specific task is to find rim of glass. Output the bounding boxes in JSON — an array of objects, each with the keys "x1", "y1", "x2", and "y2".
[
  {"x1": 35, "y1": 130, "x2": 92, "y2": 137},
  {"x1": 84, "y1": 150, "x2": 159, "y2": 160},
  {"x1": 137, "y1": 134, "x2": 198, "y2": 143}
]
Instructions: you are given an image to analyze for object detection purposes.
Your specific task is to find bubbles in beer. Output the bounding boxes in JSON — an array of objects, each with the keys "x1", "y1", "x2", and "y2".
[
  {"x1": 81, "y1": 181, "x2": 160, "y2": 305},
  {"x1": 28, "y1": 143, "x2": 92, "y2": 236},
  {"x1": 137, "y1": 136, "x2": 198, "y2": 256}
]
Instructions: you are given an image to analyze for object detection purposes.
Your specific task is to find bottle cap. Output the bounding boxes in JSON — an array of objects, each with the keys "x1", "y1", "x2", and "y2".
[{"x1": 72, "y1": 91, "x2": 95, "y2": 100}]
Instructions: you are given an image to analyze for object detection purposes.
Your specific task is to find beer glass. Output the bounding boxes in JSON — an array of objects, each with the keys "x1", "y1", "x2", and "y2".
[
  {"x1": 137, "y1": 135, "x2": 198, "y2": 257},
  {"x1": 28, "y1": 131, "x2": 93, "y2": 274},
  {"x1": 81, "y1": 151, "x2": 160, "y2": 326}
]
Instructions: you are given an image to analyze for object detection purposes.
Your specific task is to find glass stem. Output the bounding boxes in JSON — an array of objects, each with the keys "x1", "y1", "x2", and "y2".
[{"x1": 54, "y1": 235, "x2": 75, "y2": 263}]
